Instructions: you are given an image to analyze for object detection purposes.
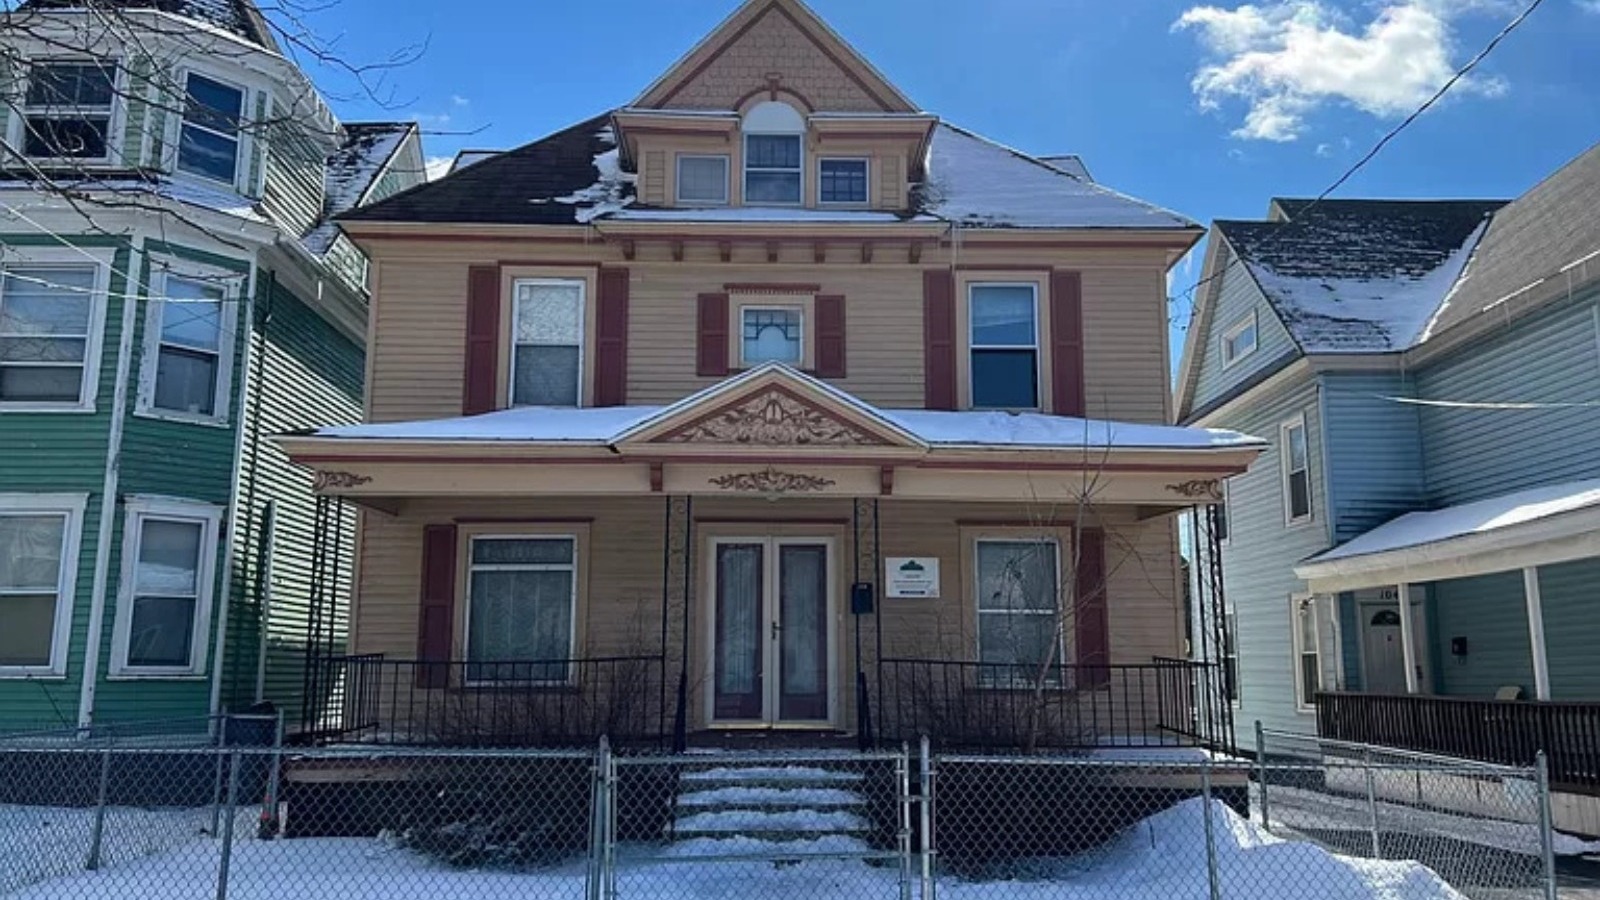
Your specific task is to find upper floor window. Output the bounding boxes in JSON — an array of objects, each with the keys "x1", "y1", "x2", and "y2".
[
  {"x1": 677, "y1": 155, "x2": 729, "y2": 205},
  {"x1": 1222, "y1": 311, "x2": 1258, "y2": 368},
  {"x1": 819, "y1": 158, "x2": 868, "y2": 204},
  {"x1": 22, "y1": 60, "x2": 116, "y2": 161},
  {"x1": 741, "y1": 306, "x2": 803, "y2": 366},
  {"x1": 742, "y1": 100, "x2": 805, "y2": 206},
  {"x1": 139, "y1": 271, "x2": 236, "y2": 422},
  {"x1": 1282, "y1": 415, "x2": 1312, "y2": 523},
  {"x1": 0, "y1": 264, "x2": 100, "y2": 408},
  {"x1": 0, "y1": 494, "x2": 86, "y2": 676},
  {"x1": 512, "y1": 279, "x2": 584, "y2": 407},
  {"x1": 969, "y1": 283, "x2": 1039, "y2": 410},
  {"x1": 178, "y1": 73, "x2": 244, "y2": 185}
]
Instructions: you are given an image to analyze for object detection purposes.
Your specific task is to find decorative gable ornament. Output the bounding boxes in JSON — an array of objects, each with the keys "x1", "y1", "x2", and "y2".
[{"x1": 657, "y1": 387, "x2": 891, "y2": 447}]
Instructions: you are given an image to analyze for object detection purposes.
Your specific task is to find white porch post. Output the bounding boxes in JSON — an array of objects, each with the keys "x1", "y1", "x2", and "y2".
[
  {"x1": 1523, "y1": 566, "x2": 1552, "y2": 701},
  {"x1": 1396, "y1": 583, "x2": 1420, "y2": 694}
]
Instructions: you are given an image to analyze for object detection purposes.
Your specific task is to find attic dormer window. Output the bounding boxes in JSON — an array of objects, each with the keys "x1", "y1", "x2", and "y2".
[
  {"x1": 742, "y1": 101, "x2": 804, "y2": 205},
  {"x1": 178, "y1": 73, "x2": 245, "y2": 185},
  {"x1": 22, "y1": 60, "x2": 116, "y2": 161}
]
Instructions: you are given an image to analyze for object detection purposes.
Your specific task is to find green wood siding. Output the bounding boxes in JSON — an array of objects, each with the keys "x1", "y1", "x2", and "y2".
[{"x1": 261, "y1": 117, "x2": 328, "y2": 240}]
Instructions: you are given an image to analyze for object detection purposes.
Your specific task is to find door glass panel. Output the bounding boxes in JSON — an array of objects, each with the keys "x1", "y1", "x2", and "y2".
[
  {"x1": 779, "y1": 544, "x2": 827, "y2": 720},
  {"x1": 715, "y1": 544, "x2": 763, "y2": 718}
]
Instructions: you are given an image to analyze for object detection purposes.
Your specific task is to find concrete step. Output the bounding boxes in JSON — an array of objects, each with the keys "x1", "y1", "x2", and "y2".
[{"x1": 675, "y1": 785, "x2": 866, "y2": 813}]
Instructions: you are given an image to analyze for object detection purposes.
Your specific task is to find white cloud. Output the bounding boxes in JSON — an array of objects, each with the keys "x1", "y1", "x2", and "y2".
[
  {"x1": 1579, "y1": 0, "x2": 1600, "y2": 12},
  {"x1": 451, "y1": 94, "x2": 471, "y2": 107},
  {"x1": 1174, "y1": 1, "x2": 1505, "y2": 141},
  {"x1": 1315, "y1": 141, "x2": 1333, "y2": 156},
  {"x1": 425, "y1": 156, "x2": 454, "y2": 181}
]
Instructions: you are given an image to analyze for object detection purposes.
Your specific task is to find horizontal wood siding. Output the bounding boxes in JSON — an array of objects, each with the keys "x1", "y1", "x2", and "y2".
[
  {"x1": 1207, "y1": 375, "x2": 1331, "y2": 735},
  {"x1": 1416, "y1": 290, "x2": 1600, "y2": 505},
  {"x1": 261, "y1": 124, "x2": 327, "y2": 241},
  {"x1": 1429, "y1": 571, "x2": 1534, "y2": 699},
  {"x1": 1535, "y1": 558, "x2": 1600, "y2": 701},
  {"x1": 1190, "y1": 247, "x2": 1299, "y2": 414},
  {"x1": 1080, "y1": 267, "x2": 1169, "y2": 423},
  {"x1": 1320, "y1": 372, "x2": 1427, "y2": 543}
]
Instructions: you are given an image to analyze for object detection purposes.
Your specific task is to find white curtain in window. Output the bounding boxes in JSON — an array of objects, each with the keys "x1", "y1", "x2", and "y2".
[
  {"x1": 514, "y1": 282, "x2": 582, "y2": 406},
  {"x1": 468, "y1": 569, "x2": 574, "y2": 679},
  {"x1": 0, "y1": 514, "x2": 64, "y2": 667},
  {"x1": 717, "y1": 545, "x2": 761, "y2": 696},
  {"x1": 779, "y1": 546, "x2": 825, "y2": 695}
]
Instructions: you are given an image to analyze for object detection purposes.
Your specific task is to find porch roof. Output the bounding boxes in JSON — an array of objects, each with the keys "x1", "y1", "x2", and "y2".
[{"x1": 1295, "y1": 478, "x2": 1600, "y2": 592}]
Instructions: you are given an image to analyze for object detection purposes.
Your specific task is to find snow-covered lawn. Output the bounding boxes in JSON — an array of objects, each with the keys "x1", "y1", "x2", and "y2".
[
  {"x1": 4, "y1": 798, "x2": 1469, "y2": 900},
  {"x1": 0, "y1": 804, "x2": 222, "y2": 895}
]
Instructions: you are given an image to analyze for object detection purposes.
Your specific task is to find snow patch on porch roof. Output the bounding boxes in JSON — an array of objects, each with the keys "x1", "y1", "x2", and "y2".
[
  {"x1": 314, "y1": 406, "x2": 659, "y2": 442},
  {"x1": 1306, "y1": 478, "x2": 1600, "y2": 565}
]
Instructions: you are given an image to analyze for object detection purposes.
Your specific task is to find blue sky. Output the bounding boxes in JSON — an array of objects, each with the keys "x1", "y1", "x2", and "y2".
[{"x1": 301, "y1": 0, "x2": 1600, "y2": 344}]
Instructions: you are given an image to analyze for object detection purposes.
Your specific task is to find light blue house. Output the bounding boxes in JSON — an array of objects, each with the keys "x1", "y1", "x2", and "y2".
[{"x1": 1175, "y1": 144, "x2": 1600, "y2": 802}]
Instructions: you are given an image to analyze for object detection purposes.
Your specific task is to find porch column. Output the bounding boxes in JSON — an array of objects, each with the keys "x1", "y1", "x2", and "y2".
[
  {"x1": 1396, "y1": 582, "x2": 1420, "y2": 694},
  {"x1": 1523, "y1": 566, "x2": 1552, "y2": 701}
]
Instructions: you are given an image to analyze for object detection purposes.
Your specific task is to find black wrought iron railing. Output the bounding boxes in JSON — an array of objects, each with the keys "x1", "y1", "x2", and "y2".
[
  {"x1": 298, "y1": 654, "x2": 669, "y2": 748},
  {"x1": 1317, "y1": 691, "x2": 1600, "y2": 794},
  {"x1": 878, "y1": 656, "x2": 1229, "y2": 751}
]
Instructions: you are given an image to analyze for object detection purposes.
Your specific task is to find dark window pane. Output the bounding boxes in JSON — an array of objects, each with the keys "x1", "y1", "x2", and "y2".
[
  {"x1": 184, "y1": 74, "x2": 243, "y2": 135},
  {"x1": 154, "y1": 346, "x2": 218, "y2": 415},
  {"x1": 971, "y1": 349, "x2": 1038, "y2": 409},
  {"x1": 23, "y1": 116, "x2": 108, "y2": 158},
  {"x1": 745, "y1": 171, "x2": 801, "y2": 204},
  {"x1": 127, "y1": 595, "x2": 197, "y2": 668},
  {"x1": 513, "y1": 344, "x2": 580, "y2": 407},
  {"x1": 178, "y1": 125, "x2": 239, "y2": 182},
  {"x1": 1289, "y1": 471, "x2": 1311, "y2": 519},
  {"x1": 0, "y1": 594, "x2": 56, "y2": 667},
  {"x1": 1299, "y1": 654, "x2": 1320, "y2": 705},
  {"x1": 819, "y1": 159, "x2": 867, "y2": 203},
  {"x1": 677, "y1": 156, "x2": 728, "y2": 203},
  {"x1": 26, "y1": 63, "x2": 114, "y2": 108},
  {"x1": 472, "y1": 538, "x2": 574, "y2": 566},
  {"x1": 0, "y1": 366, "x2": 82, "y2": 402},
  {"x1": 746, "y1": 134, "x2": 800, "y2": 168}
]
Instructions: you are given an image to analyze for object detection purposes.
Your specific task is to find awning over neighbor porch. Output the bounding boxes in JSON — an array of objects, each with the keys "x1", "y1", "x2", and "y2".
[{"x1": 277, "y1": 363, "x2": 1264, "y2": 510}]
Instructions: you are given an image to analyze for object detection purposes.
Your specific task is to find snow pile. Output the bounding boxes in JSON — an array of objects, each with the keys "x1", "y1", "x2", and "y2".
[{"x1": 558, "y1": 126, "x2": 636, "y2": 223}]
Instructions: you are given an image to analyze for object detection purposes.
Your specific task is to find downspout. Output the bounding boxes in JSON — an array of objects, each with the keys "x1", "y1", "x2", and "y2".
[
  {"x1": 76, "y1": 240, "x2": 144, "y2": 731},
  {"x1": 207, "y1": 253, "x2": 262, "y2": 722},
  {"x1": 236, "y1": 269, "x2": 277, "y2": 704}
]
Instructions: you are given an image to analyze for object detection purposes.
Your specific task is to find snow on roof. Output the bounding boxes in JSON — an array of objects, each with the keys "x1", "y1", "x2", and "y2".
[
  {"x1": 879, "y1": 409, "x2": 1263, "y2": 450},
  {"x1": 917, "y1": 124, "x2": 1195, "y2": 230},
  {"x1": 555, "y1": 128, "x2": 636, "y2": 224},
  {"x1": 315, "y1": 405, "x2": 658, "y2": 443},
  {"x1": 19, "y1": 0, "x2": 281, "y2": 50},
  {"x1": 610, "y1": 208, "x2": 925, "y2": 224},
  {"x1": 304, "y1": 122, "x2": 413, "y2": 254},
  {"x1": 1306, "y1": 478, "x2": 1600, "y2": 565},
  {"x1": 1218, "y1": 200, "x2": 1506, "y2": 353},
  {"x1": 0, "y1": 175, "x2": 267, "y2": 224}
]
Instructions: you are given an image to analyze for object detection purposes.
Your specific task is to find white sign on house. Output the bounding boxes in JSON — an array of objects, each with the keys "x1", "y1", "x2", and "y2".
[{"x1": 886, "y1": 557, "x2": 940, "y2": 598}]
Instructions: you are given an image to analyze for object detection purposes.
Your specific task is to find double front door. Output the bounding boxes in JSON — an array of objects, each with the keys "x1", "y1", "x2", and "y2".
[{"x1": 710, "y1": 537, "x2": 834, "y2": 725}]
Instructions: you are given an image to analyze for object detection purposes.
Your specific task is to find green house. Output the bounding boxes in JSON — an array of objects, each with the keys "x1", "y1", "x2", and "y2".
[{"x1": 0, "y1": 0, "x2": 425, "y2": 733}]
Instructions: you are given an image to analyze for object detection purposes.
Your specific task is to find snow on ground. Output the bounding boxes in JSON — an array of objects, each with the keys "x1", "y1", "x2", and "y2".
[
  {"x1": 0, "y1": 804, "x2": 235, "y2": 896},
  {"x1": 8, "y1": 798, "x2": 1470, "y2": 900},
  {"x1": 676, "y1": 786, "x2": 863, "y2": 808}
]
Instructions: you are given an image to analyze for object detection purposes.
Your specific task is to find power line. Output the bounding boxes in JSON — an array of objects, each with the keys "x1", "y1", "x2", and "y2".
[{"x1": 1170, "y1": 0, "x2": 1547, "y2": 319}]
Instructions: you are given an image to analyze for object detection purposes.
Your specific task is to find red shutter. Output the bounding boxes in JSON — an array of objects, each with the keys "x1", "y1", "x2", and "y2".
[
  {"x1": 595, "y1": 268, "x2": 630, "y2": 406},
  {"x1": 462, "y1": 265, "x2": 501, "y2": 415},
  {"x1": 1074, "y1": 527, "x2": 1110, "y2": 688},
  {"x1": 416, "y1": 524, "x2": 458, "y2": 688},
  {"x1": 697, "y1": 292, "x2": 730, "y2": 377},
  {"x1": 1050, "y1": 270, "x2": 1086, "y2": 418},
  {"x1": 814, "y1": 294, "x2": 846, "y2": 378},
  {"x1": 922, "y1": 271, "x2": 956, "y2": 410}
]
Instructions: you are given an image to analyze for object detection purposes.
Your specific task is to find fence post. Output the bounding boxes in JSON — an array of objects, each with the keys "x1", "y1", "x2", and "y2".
[
  {"x1": 258, "y1": 711, "x2": 285, "y2": 839},
  {"x1": 587, "y1": 736, "x2": 612, "y2": 900},
  {"x1": 897, "y1": 743, "x2": 913, "y2": 900},
  {"x1": 1363, "y1": 747, "x2": 1381, "y2": 858},
  {"x1": 1200, "y1": 758, "x2": 1222, "y2": 900},
  {"x1": 215, "y1": 751, "x2": 242, "y2": 900},
  {"x1": 85, "y1": 744, "x2": 112, "y2": 871},
  {"x1": 605, "y1": 744, "x2": 618, "y2": 900},
  {"x1": 1536, "y1": 752, "x2": 1558, "y2": 900},
  {"x1": 919, "y1": 735, "x2": 935, "y2": 900},
  {"x1": 1254, "y1": 721, "x2": 1270, "y2": 832}
]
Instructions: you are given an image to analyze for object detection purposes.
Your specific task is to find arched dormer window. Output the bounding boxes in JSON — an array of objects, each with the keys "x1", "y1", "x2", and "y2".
[{"x1": 742, "y1": 100, "x2": 804, "y2": 205}]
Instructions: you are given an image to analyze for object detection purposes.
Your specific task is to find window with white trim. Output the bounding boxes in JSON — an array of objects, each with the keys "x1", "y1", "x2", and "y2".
[
  {"x1": 976, "y1": 539, "x2": 1061, "y2": 680},
  {"x1": 142, "y1": 272, "x2": 234, "y2": 420},
  {"x1": 969, "y1": 283, "x2": 1039, "y2": 409},
  {"x1": 0, "y1": 263, "x2": 99, "y2": 407},
  {"x1": 677, "y1": 155, "x2": 729, "y2": 205},
  {"x1": 740, "y1": 306, "x2": 804, "y2": 366},
  {"x1": 744, "y1": 134, "x2": 802, "y2": 204},
  {"x1": 21, "y1": 60, "x2": 116, "y2": 161},
  {"x1": 818, "y1": 158, "x2": 868, "y2": 204},
  {"x1": 511, "y1": 279, "x2": 584, "y2": 407},
  {"x1": 178, "y1": 72, "x2": 244, "y2": 185},
  {"x1": 112, "y1": 499, "x2": 221, "y2": 675},
  {"x1": 1221, "y1": 311, "x2": 1258, "y2": 368},
  {"x1": 1292, "y1": 596, "x2": 1320, "y2": 710},
  {"x1": 0, "y1": 495, "x2": 84, "y2": 675},
  {"x1": 1282, "y1": 416, "x2": 1312, "y2": 523},
  {"x1": 466, "y1": 536, "x2": 577, "y2": 684}
]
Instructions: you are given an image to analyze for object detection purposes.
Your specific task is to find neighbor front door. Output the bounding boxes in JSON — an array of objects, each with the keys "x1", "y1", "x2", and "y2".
[{"x1": 711, "y1": 538, "x2": 832, "y2": 725}]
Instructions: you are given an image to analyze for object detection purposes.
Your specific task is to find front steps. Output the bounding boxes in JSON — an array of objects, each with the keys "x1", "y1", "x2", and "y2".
[{"x1": 665, "y1": 757, "x2": 881, "y2": 856}]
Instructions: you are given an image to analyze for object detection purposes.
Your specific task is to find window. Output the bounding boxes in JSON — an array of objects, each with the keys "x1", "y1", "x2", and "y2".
[
  {"x1": 143, "y1": 273, "x2": 231, "y2": 420},
  {"x1": 1221, "y1": 312, "x2": 1258, "y2": 368},
  {"x1": 969, "y1": 284, "x2": 1039, "y2": 409},
  {"x1": 178, "y1": 73, "x2": 244, "y2": 184},
  {"x1": 976, "y1": 539, "x2": 1061, "y2": 681},
  {"x1": 512, "y1": 279, "x2": 584, "y2": 407},
  {"x1": 677, "y1": 155, "x2": 729, "y2": 204},
  {"x1": 112, "y1": 499, "x2": 221, "y2": 676},
  {"x1": 22, "y1": 60, "x2": 116, "y2": 160},
  {"x1": 1215, "y1": 479, "x2": 1231, "y2": 544},
  {"x1": 0, "y1": 264, "x2": 99, "y2": 407},
  {"x1": 741, "y1": 306, "x2": 803, "y2": 366},
  {"x1": 1292, "y1": 596, "x2": 1320, "y2": 710},
  {"x1": 1281, "y1": 416, "x2": 1312, "y2": 523},
  {"x1": 744, "y1": 134, "x2": 802, "y2": 204},
  {"x1": 819, "y1": 158, "x2": 868, "y2": 204},
  {"x1": 466, "y1": 536, "x2": 577, "y2": 684},
  {"x1": 1223, "y1": 611, "x2": 1239, "y2": 705},
  {"x1": 0, "y1": 495, "x2": 85, "y2": 675}
]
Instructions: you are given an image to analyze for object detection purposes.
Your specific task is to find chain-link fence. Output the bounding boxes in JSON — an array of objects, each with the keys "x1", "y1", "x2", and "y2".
[{"x1": 0, "y1": 728, "x2": 1567, "y2": 899}]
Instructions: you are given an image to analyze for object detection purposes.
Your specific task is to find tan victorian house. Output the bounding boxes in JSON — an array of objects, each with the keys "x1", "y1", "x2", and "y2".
[{"x1": 278, "y1": 0, "x2": 1263, "y2": 750}]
